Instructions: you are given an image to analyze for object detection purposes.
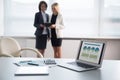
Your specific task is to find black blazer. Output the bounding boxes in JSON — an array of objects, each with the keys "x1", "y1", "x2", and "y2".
[{"x1": 34, "y1": 12, "x2": 49, "y2": 36}]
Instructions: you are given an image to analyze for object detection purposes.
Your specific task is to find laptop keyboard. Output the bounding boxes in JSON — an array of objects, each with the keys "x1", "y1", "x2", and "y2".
[{"x1": 68, "y1": 62, "x2": 95, "y2": 68}]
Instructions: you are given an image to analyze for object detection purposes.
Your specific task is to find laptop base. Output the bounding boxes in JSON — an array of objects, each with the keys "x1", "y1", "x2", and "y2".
[{"x1": 57, "y1": 62, "x2": 98, "y2": 72}]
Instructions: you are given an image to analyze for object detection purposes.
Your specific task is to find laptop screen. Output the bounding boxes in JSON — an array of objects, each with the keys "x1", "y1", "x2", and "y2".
[{"x1": 77, "y1": 41, "x2": 105, "y2": 65}]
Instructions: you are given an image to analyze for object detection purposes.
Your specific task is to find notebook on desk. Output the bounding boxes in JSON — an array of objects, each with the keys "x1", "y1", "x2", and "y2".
[
  {"x1": 57, "y1": 40, "x2": 106, "y2": 72},
  {"x1": 15, "y1": 66, "x2": 49, "y2": 76}
]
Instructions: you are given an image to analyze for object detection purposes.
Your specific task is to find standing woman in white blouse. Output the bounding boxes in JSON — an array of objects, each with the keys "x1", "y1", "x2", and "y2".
[{"x1": 50, "y1": 3, "x2": 65, "y2": 58}]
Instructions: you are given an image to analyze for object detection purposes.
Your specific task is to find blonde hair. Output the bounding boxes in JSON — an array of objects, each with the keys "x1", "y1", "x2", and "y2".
[{"x1": 52, "y1": 3, "x2": 60, "y2": 13}]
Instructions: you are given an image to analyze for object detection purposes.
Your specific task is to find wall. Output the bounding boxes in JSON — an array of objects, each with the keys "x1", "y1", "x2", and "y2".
[
  {"x1": 104, "y1": 40, "x2": 120, "y2": 60},
  {"x1": 16, "y1": 38, "x2": 120, "y2": 60}
]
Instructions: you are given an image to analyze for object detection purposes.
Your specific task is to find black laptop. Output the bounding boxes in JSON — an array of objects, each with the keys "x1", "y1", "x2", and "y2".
[{"x1": 57, "y1": 40, "x2": 106, "y2": 72}]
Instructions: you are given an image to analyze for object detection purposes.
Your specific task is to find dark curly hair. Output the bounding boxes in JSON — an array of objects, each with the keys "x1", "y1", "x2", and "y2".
[{"x1": 38, "y1": 1, "x2": 48, "y2": 11}]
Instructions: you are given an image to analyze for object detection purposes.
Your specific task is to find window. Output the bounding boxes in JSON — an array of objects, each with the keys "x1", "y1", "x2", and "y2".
[
  {"x1": 55, "y1": 0, "x2": 98, "y2": 37},
  {"x1": 0, "y1": 0, "x2": 4, "y2": 36},
  {"x1": 100, "y1": 0, "x2": 120, "y2": 36},
  {"x1": 3, "y1": 0, "x2": 120, "y2": 37},
  {"x1": 4, "y1": 0, "x2": 49, "y2": 36}
]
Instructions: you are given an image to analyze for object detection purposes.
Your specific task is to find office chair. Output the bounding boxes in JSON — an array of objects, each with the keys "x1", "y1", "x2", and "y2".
[{"x1": 0, "y1": 37, "x2": 43, "y2": 58}]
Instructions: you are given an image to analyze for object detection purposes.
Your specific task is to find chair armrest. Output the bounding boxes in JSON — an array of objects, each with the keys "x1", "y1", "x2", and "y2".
[
  {"x1": 0, "y1": 53, "x2": 13, "y2": 57},
  {"x1": 19, "y1": 48, "x2": 43, "y2": 58}
]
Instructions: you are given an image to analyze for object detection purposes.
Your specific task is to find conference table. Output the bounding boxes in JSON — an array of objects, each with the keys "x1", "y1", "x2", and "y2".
[{"x1": 0, "y1": 57, "x2": 120, "y2": 80}]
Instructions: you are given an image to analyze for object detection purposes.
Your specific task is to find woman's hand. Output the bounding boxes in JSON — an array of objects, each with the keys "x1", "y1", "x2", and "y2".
[
  {"x1": 40, "y1": 24, "x2": 45, "y2": 28},
  {"x1": 50, "y1": 24, "x2": 56, "y2": 29},
  {"x1": 47, "y1": 38, "x2": 50, "y2": 41}
]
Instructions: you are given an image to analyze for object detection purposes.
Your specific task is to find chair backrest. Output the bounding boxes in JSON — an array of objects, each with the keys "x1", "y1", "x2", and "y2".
[{"x1": 0, "y1": 37, "x2": 21, "y2": 57}]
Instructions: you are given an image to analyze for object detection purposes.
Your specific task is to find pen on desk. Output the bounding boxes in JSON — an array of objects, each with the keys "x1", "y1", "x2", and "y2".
[
  {"x1": 14, "y1": 63, "x2": 21, "y2": 66},
  {"x1": 19, "y1": 60, "x2": 32, "y2": 63},
  {"x1": 27, "y1": 63, "x2": 39, "y2": 66}
]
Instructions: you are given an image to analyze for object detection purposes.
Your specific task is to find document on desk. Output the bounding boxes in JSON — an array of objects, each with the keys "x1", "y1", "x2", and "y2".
[
  {"x1": 15, "y1": 66, "x2": 49, "y2": 76},
  {"x1": 14, "y1": 60, "x2": 45, "y2": 66}
]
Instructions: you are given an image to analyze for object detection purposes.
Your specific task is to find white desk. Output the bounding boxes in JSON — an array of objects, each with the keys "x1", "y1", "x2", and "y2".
[{"x1": 0, "y1": 58, "x2": 120, "y2": 80}]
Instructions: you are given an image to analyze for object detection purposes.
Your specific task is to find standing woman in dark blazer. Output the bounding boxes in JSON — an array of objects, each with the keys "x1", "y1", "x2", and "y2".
[
  {"x1": 50, "y1": 3, "x2": 65, "y2": 58},
  {"x1": 34, "y1": 1, "x2": 49, "y2": 56}
]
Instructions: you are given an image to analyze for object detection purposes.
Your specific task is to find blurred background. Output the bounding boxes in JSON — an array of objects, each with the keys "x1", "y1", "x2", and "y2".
[{"x1": 0, "y1": 0, "x2": 120, "y2": 59}]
